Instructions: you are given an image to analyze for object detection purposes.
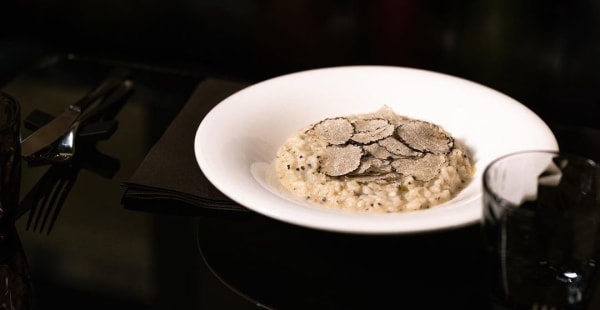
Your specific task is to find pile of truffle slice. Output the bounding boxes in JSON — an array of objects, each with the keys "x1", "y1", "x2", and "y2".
[{"x1": 308, "y1": 116, "x2": 455, "y2": 182}]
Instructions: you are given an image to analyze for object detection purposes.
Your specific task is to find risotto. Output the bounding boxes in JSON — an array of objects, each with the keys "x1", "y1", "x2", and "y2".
[{"x1": 274, "y1": 106, "x2": 475, "y2": 213}]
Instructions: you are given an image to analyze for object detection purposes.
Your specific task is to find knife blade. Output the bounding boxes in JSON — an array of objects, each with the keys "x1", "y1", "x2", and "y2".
[{"x1": 20, "y1": 68, "x2": 130, "y2": 157}]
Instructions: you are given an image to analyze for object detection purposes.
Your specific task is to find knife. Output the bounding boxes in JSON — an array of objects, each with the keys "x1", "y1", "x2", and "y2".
[
  {"x1": 20, "y1": 67, "x2": 130, "y2": 157},
  {"x1": 25, "y1": 79, "x2": 134, "y2": 165}
]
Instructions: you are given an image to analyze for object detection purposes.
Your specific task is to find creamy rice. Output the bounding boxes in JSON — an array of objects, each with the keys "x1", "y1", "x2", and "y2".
[{"x1": 274, "y1": 106, "x2": 474, "y2": 213}]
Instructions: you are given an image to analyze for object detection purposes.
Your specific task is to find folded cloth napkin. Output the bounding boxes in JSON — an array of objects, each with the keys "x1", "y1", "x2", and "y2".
[{"x1": 121, "y1": 79, "x2": 249, "y2": 213}]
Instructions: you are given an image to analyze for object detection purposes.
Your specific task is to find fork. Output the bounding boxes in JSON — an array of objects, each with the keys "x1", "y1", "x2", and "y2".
[{"x1": 20, "y1": 164, "x2": 78, "y2": 235}]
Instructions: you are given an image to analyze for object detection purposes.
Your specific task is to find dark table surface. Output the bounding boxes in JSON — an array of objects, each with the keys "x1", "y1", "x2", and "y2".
[
  {"x1": 1, "y1": 54, "x2": 257, "y2": 310},
  {"x1": 1, "y1": 53, "x2": 600, "y2": 310}
]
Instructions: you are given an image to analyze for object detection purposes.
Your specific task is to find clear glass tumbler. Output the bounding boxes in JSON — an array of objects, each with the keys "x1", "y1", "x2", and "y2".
[{"x1": 482, "y1": 150, "x2": 600, "y2": 309}]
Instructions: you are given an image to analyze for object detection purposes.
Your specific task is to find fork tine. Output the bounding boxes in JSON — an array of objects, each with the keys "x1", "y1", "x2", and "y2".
[
  {"x1": 20, "y1": 166, "x2": 76, "y2": 234},
  {"x1": 28, "y1": 178, "x2": 58, "y2": 231},
  {"x1": 31, "y1": 178, "x2": 64, "y2": 233},
  {"x1": 21, "y1": 164, "x2": 78, "y2": 235},
  {"x1": 45, "y1": 176, "x2": 74, "y2": 235},
  {"x1": 23, "y1": 167, "x2": 56, "y2": 230},
  {"x1": 38, "y1": 177, "x2": 68, "y2": 234}
]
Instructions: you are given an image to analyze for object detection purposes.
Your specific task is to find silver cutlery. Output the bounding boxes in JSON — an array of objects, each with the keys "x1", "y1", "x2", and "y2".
[
  {"x1": 33, "y1": 79, "x2": 134, "y2": 164},
  {"x1": 21, "y1": 164, "x2": 77, "y2": 235},
  {"x1": 20, "y1": 67, "x2": 130, "y2": 157}
]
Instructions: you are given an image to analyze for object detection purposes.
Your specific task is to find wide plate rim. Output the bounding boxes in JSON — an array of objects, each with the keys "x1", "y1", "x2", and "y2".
[{"x1": 194, "y1": 65, "x2": 559, "y2": 235}]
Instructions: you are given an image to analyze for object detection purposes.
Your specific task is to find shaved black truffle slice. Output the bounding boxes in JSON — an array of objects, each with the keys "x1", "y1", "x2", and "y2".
[
  {"x1": 363, "y1": 143, "x2": 393, "y2": 159},
  {"x1": 312, "y1": 118, "x2": 353, "y2": 145},
  {"x1": 354, "y1": 158, "x2": 372, "y2": 174},
  {"x1": 350, "y1": 118, "x2": 395, "y2": 144},
  {"x1": 321, "y1": 145, "x2": 363, "y2": 176},
  {"x1": 352, "y1": 157, "x2": 392, "y2": 175},
  {"x1": 378, "y1": 137, "x2": 421, "y2": 157},
  {"x1": 396, "y1": 120, "x2": 454, "y2": 154},
  {"x1": 391, "y1": 154, "x2": 446, "y2": 181}
]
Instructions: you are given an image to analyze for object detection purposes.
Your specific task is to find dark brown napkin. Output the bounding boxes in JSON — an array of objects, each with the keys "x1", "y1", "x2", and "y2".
[{"x1": 121, "y1": 79, "x2": 250, "y2": 213}]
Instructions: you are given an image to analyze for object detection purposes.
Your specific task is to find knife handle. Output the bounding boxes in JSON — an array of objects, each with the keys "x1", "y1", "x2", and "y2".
[
  {"x1": 68, "y1": 67, "x2": 130, "y2": 113},
  {"x1": 79, "y1": 79, "x2": 133, "y2": 124}
]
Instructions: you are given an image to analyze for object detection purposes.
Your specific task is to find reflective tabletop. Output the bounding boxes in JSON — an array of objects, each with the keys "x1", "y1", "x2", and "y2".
[{"x1": 1, "y1": 53, "x2": 600, "y2": 310}]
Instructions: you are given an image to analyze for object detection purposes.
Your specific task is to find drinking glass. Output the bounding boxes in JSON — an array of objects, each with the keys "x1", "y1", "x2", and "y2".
[
  {"x1": 482, "y1": 150, "x2": 600, "y2": 309},
  {"x1": 0, "y1": 91, "x2": 35, "y2": 309}
]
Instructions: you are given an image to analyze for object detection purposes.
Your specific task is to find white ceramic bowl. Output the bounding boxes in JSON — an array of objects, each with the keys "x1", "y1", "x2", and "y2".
[{"x1": 195, "y1": 66, "x2": 558, "y2": 234}]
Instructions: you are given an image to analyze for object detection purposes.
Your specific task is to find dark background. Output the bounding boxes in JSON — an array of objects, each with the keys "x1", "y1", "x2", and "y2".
[{"x1": 1, "y1": 0, "x2": 600, "y2": 129}]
